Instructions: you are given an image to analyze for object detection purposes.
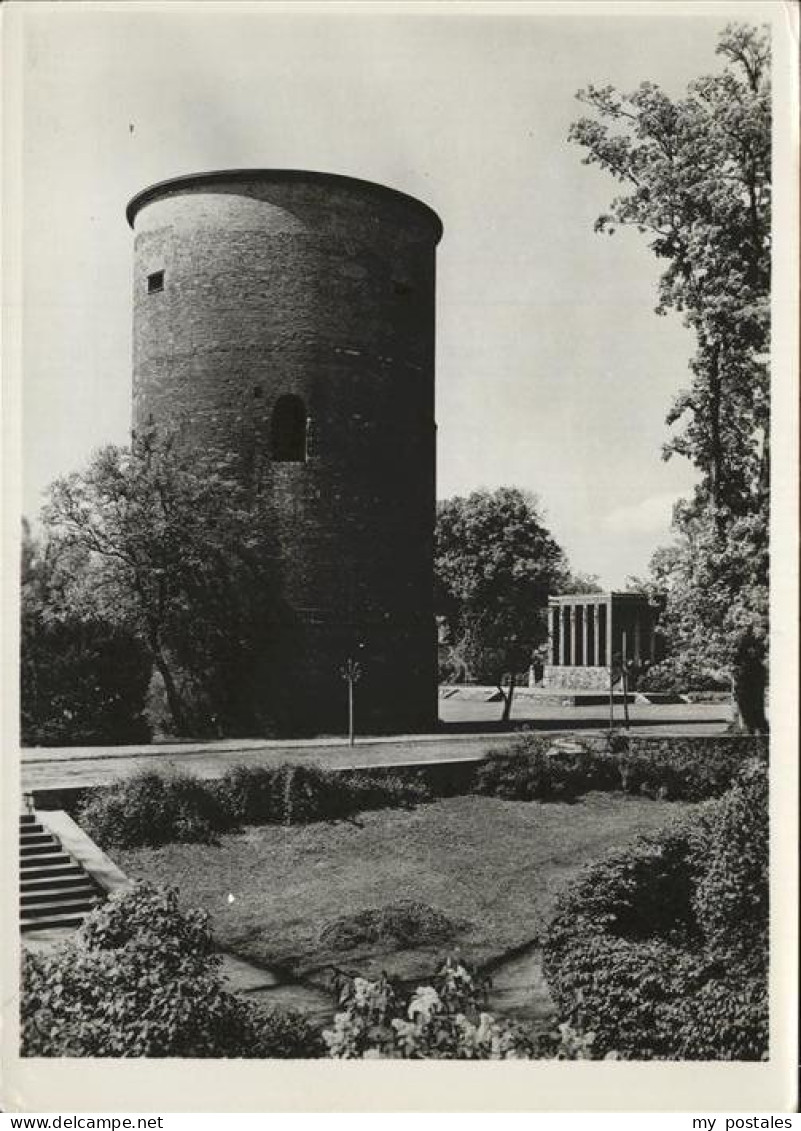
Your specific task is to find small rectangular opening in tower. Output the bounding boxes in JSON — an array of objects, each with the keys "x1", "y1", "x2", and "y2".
[{"x1": 147, "y1": 270, "x2": 165, "y2": 294}]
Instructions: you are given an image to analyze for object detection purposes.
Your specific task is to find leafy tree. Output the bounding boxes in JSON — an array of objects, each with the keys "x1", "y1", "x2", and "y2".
[
  {"x1": 435, "y1": 487, "x2": 569, "y2": 719},
  {"x1": 20, "y1": 520, "x2": 151, "y2": 745},
  {"x1": 40, "y1": 430, "x2": 284, "y2": 737},
  {"x1": 569, "y1": 24, "x2": 770, "y2": 727},
  {"x1": 561, "y1": 570, "x2": 604, "y2": 595},
  {"x1": 643, "y1": 507, "x2": 768, "y2": 727}
]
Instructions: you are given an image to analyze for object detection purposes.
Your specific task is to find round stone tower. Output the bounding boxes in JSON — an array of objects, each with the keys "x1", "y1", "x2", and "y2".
[{"x1": 127, "y1": 170, "x2": 442, "y2": 734}]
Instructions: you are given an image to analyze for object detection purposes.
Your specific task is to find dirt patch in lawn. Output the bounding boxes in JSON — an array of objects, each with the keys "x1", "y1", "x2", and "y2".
[{"x1": 115, "y1": 792, "x2": 695, "y2": 988}]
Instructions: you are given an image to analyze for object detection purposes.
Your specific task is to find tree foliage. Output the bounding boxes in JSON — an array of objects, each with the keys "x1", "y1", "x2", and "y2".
[
  {"x1": 20, "y1": 520, "x2": 151, "y2": 745},
  {"x1": 570, "y1": 24, "x2": 771, "y2": 725},
  {"x1": 434, "y1": 487, "x2": 568, "y2": 717},
  {"x1": 38, "y1": 430, "x2": 285, "y2": 737}
]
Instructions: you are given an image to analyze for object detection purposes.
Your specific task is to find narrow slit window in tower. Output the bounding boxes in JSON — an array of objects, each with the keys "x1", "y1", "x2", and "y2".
[
  {"x1": 271, "y1": 394, "x2": 307, "y2": 462},
  {"x1": 147, "y1": 270, "x2": 165, "y2": 294}
]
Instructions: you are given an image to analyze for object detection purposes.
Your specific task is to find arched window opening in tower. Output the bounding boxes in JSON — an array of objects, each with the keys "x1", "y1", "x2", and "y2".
[
  {"x1": 271, "y1": 394, "x2": 308, "y2": 462},
  {"x1": 147, "y1": 270, "x2": 164, "y2": 293}
]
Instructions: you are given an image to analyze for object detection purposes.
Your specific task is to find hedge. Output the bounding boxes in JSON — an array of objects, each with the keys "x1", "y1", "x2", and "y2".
[
  {"x1": 79, "y1": 770, "x2": 238, "y2": 848},
  {"x1": 616, "y1": 735, "x2": 768, "y2": 801},
  {"x1": 471, "y1": 735, "x2": 619, "y2": 801},
  {"x1": 79, "y1": 763, "x2": 433, "y2": 848},
  {"x1": 472, "y1": 732, "x2": 766, "y2": 804},
  {"x1": 541, "y1": 763, "x2": 768, "y2": 1060}
]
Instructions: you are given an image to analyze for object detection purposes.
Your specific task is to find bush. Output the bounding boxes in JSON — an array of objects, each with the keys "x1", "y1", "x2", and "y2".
[
  {"x1": 690, "y1": 762, "x2": 768, "y2": 957},
  {"x1": 79, "y1": 770, "x2": 237, "y2": 848},
  {"x1": 473, "y1": 733, "x2": 765, "y2": 806},
  {"x1": 541, "y1": 765, "x2": 769, "y2": 1060},
  {"x1": 323, "y1": 958, "x2": 535, "y2": 1059},
  {"x1": 79, "y1": 763, "x2": 433, "y2": 850},
  {"x1": 21, "y1": 883, "x2": 322, "y2": 1058},
  {"x1": 472, "y1": 734, "x2": 619, "y2": 801},
  {"x1": 319, "y1": 900, "x2": 462, "y2": 951},
  {"x1": 215, "y1": 762, "x2": 430, "y2": 827},
  {"x1": 617, "y1": 736, "x2": 766, "y2": 801},
  {"x1": 248, "y1": 1004, "x2": 326, "y2": 1058}
]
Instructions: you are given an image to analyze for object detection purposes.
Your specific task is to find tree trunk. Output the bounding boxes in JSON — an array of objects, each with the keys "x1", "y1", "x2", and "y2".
[
  {"x1": 499, "y1": 672, "x2": 516, "y2": 723},
  {"x1": 151, "y1": 647, "x2": 190, "y2": 736},
  {"x1": 733, "y1": 638, "x2": 769, "y2": 734}
]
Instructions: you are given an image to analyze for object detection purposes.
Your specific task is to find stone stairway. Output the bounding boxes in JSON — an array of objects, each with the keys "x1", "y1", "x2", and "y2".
[{"x1": 20, "y1": 813, "x2": 103, "y2": 931}]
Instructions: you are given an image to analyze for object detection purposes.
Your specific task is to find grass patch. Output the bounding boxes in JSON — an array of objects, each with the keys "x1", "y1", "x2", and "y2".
[{"x1": 115, "y1": 792, "x2": 694, "y2": 985}]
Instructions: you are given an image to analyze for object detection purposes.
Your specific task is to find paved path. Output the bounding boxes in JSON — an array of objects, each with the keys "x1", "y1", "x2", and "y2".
[{"x1": 21, "y1": 702, "x2": 731, "y2": 794}]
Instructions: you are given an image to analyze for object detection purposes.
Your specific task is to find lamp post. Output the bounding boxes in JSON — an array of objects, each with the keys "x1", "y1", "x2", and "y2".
[{"x1": 340, "y1": 654, "x2": 363, "y2": 747}]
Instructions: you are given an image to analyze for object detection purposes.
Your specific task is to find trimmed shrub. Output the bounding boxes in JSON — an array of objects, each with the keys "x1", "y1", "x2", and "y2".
[
  {"x1": 319, "y1": 900, "x2": 463, "y2": 951},
  {"x1": 473, "y1": 733, "x2": 766, "y2": 805},
  {"x1": 541, "y1": 765, "x2": 769, "y2": 1060},
  {"x1": 323, "y1": 958, "x2": 535, "y2": 1059},
  {"x1": 78, "y1": 762, "x2": 433, "y2": 850},
  {"x1": 617, "y1": 736, "x2": 766, "y2": 801},
  {"x1": 472, "y1": 734, "x2": 619, "y2": 802},
  {"x1": 21, "y1": 883, "x2": 323, "y2": 1058},
  {"x1": 552, "y1": 831, "x2": 701, "y2": 943},
  {"x1": 214, "y1": 762, "x2": 430, "y2": 827},
  {"x1": 690, "y1": 761, "x2": 768, "y2": 957},
  {"x1": 79, "y1": 770, "x2": 237, "y2": 848}
]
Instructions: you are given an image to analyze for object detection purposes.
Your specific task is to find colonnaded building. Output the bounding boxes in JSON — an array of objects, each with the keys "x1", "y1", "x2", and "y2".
[
  {"x1": 127, "y1": 170, "x2": 443, "y2": 734},
  {"x1": 543, "y1": 591, "x2": 659, "y2": 690}
]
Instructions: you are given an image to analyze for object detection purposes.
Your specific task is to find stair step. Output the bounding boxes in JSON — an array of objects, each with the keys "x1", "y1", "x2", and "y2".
[
  {"x1": 22, "y1": 884, "x2": 98, "y2": 906},
  {"x1": 20, "y1": 859, "x2": 80, "y2": 877},
  {"x1": 21, "y1": 894, "x2": 101, "y2": 920},
  {"x1": 19, "y1": 815, "x2": 108, "y2": 935},
  {"x1": 21, "y1": 873, "x2": 92, "y2": 893},
  {"x1": 20, "y1": 855, "x2": 75, "y2": 873},
  {"x1": 20, "y1": 832, "x2": 55, "y2": 846},
  {"x1": 20, "y1": 850, "x2": 72, "y2": 867},
  {"x1": 21, "y1": 911, "x2": 89, "y2": 932},
  {"x1": 21, "y1": 842, "x2": 63, "y2": 857}
]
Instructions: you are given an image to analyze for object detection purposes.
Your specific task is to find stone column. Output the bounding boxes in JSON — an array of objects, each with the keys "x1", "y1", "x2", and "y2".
[
  {"x1": 593, "y1": 602, "x2": 601, "y2": 667},
  {"x1": 551, "y1": 606, "x2": 560, "y2": 665},
  {"x1": 568, "y1": 605, "x2": 576, "y2": 666},
  {"x1": 606, "y1": 597, "x2": 614, "y2": 665},
  {"x1": 581, "y1": 604, "x2": 589, "y2": 668},
  {"x1": 562, "y1": 605, "x2": 572, "y2": 666}
]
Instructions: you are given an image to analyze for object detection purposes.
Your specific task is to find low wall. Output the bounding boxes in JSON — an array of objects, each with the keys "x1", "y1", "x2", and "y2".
[{"x1": 542, "y1": 666, "x2": 611, "y2": 690}]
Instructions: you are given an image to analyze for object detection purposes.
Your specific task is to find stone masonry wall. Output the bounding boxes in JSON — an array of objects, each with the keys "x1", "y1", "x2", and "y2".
[
  {"x1": 542, "y1": 666, "x2": 612, "y2": 691},
  {"x1": 130, "y1": 173, "x2": 441, "y2": 734}
]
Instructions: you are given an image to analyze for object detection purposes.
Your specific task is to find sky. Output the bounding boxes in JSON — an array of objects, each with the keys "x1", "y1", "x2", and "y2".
[{"x1": 17, "y1": 2, "x2": 767, "y2": 586}]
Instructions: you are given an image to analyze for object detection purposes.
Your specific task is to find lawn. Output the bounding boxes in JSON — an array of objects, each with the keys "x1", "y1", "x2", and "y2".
[{"x1": 115, "y1": 792, "x2": 695, "y2": 985}]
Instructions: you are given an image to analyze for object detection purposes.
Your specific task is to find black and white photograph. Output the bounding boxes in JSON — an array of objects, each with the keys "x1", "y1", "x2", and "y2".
[{"x1": 3, "y1": 0, "x2": 798, "y2": 1113}]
